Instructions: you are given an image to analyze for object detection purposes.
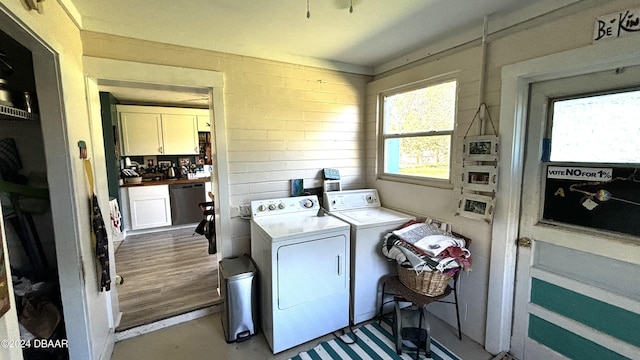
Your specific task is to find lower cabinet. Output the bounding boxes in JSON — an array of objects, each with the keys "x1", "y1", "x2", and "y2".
[{"x1": 127, "y1": 185, "x2": 172, "y2": 230}]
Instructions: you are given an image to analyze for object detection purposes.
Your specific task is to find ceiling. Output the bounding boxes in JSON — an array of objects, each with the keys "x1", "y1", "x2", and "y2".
[{"x1": 68, "y1": 0, "x2": 547, "y2": 105}]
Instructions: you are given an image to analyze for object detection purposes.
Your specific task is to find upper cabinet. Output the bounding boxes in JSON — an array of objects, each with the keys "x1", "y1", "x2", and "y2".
[
  {"x1": 197, "y1": 114, "x2": 211, "y2": 132},
  {"x1": 161, "y1": 113, "x2": 198, "y2": 155},
  {"x1": 119, "y1": 111, "x2": 162, "y2": 156},
  {"x1": 117, "y1": 105, "x2": 208, "y2": 156}
]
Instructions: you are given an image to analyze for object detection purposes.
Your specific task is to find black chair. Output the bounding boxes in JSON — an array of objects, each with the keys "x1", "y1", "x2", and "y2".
[{"x1": 197, "y1": 193, "x2": 216, "y2": 254}]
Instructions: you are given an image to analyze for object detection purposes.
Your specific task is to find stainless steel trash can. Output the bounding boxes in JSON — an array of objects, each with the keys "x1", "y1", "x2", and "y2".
[{"x1": 220, "y1": 254, "x2": 258, "y2": 343}]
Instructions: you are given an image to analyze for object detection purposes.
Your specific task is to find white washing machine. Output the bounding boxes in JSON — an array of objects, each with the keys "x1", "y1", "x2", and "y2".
[
  {"x1": 250, "y1": 195, "x2": 350, "y2": 354},
  {"x1": 324, "y1": 189, "x2": 415, "y2": 325}
]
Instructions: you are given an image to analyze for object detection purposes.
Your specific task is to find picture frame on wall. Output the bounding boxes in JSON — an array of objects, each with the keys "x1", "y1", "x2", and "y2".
[
  {"x1": 461, "y1": 165, "x2": 498, "y2": 192},
  {"x1": 456, "y1": 193, "x2": 495, "y2": 223},
  {"x1": 463, "y1": 135, "x2": 499, "y2": 161}
]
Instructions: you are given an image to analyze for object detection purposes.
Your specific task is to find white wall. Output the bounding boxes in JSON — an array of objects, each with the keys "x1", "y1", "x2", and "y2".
[
  {"x1": 367, "y1": 44, "x2": 494, "y2": 342},
  {"x1": 365, "y1": 0, "x2": 640, "y2": 346},
  {"x1": 80, "y1": 33, "x2": 371, "y2": 256}
]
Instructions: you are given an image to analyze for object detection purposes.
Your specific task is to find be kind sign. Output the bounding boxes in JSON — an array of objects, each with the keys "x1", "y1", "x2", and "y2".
[{"x1": 594, "y1": 8, "x2": 640, "y2": 42}]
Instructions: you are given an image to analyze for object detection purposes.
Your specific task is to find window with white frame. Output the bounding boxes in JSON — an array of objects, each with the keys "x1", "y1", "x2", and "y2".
[
  {"x1": 379, "y1": 79, "x2": 457, "y2": 182},
  {"x1": 548, "y1": 88, "x2": 640, "y2": 163}
]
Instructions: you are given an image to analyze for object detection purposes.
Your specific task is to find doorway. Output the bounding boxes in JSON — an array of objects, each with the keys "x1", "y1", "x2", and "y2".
[
  {"x1": 510, "y1": 66, "x2": 640, "y2": 360},
  {"x1": 0, "y1": 7, "x2": 100, "y2": 358},
  {"x1": 487, "y1": 36, "x2": 640, "y2": 359},
  {"x1": 0, "y1": 28, "x2": 70, "y2": 360},
  {"x1": 93, "y1": 82, "x2": 221, "y2": 331},
  {"x1": 81, "y1": 59, "x2": 231, "y2": 334}
]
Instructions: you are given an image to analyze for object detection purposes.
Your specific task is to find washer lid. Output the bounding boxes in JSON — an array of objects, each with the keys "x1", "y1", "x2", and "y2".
[
  {"x1": 330, "y1": 207, "x2": 414, "y2": 228},
  {"x1": 252, "y1": 213, "x2": 349, "y2": 241}
]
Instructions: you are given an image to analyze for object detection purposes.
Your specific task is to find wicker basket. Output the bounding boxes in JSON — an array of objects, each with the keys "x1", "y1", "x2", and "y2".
[{"x1": 397, "y1": 264, "x2": 453, "y2": 297}]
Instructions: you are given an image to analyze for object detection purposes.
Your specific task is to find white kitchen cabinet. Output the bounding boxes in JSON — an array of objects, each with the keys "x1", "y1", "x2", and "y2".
[
  {"x1": 127, "y1": 185, "x2": 172, "y2": 230},
  {"x1": 118, "y1": 105, "x2": 207, "y2": 156},
  {"x1": 197, "y1": 115, "x2": 211, "y2": 132},
  {"x1": 120, "y1": 112, "x2": 163, "y2": 156},
  {"x1": 162, "y1": 114, "x2": 198, "y2": 155}
]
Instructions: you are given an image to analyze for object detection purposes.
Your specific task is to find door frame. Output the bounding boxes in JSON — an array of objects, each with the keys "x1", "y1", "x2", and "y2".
[
  {"x1": 0, "y1": 5, "x2": 96, "y2": 359},
  {"x1": 82, "y1": 56, "x2": 231, "y2": 262},
  {"x1": 485, "y1": 35, "x2": 640, "y2": 354}
]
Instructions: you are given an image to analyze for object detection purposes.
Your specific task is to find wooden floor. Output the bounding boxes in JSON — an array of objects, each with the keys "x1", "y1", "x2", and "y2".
[{"x1": 115, "y1": 228, "x2": 220, "y2": 331}]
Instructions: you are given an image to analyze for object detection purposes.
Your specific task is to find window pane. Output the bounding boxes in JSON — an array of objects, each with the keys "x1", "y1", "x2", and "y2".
[
  {"x1": 550, "y1": 90, "x2": 640, "y2": 163},
  {"x1": 383, "y1": 81, "x2": 456, "y2": 134},
  {"x1": 384, "y1": 135, "x2": 451, "y2": 179}
]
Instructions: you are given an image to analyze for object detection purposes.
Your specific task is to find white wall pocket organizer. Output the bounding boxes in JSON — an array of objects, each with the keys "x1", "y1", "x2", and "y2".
[
  {"x1": 463, "y1": 135, "x2": 499, "y2": 162},
  {"x1": 461, "y1": 165, "x2": 498, "y2": 192},
  {"x1": 456, "y1": 193, "x2": 495, "y2": 223}
]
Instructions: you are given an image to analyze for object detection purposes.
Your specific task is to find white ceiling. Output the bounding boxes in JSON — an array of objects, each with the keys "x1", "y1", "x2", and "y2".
[{"x1": 68, "y1": 0, "x2": 548, "y2": 105}]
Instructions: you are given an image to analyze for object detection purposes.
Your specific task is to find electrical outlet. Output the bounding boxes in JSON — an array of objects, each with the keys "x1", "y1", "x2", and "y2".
[{"x1": 238, "y1": 204, "x2": 251, "y2": 216}]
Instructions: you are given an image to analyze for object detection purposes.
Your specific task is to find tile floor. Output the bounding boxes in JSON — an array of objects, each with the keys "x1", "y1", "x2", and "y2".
[{"x1": 111, "y1": 309, "x2": 493, "y2": 360}]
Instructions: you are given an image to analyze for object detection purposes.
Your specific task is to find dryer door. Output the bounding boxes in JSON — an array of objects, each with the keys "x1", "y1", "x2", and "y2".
[{"x1": 277, "y1": 234, "x2": 347, "y2": 310}]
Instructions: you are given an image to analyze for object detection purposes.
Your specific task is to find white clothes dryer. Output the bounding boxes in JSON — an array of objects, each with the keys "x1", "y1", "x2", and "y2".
[
  {"x1": 250, "y1": 195, "x2": 350, "y2": 354},
  {"x1": 324, "y1": 189, "x2": 415, "y2": 325}
]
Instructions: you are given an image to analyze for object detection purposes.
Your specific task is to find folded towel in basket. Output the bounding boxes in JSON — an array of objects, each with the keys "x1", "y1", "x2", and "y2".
[{"x1": 413, "y1": 234, "x2": 466, "y2": 257}]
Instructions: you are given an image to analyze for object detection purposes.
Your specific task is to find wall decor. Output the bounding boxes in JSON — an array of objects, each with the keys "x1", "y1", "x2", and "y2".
[
  {"x1": 463, "y1": 135, "x2": 499, "y2": 162},
  {"x1": 543, "y1": 166, "x2": 640, "y2": 236},
  {"x1": 456, "y1": 193, "x2": 495, "y2": 223},
  {"x1": 593, "y1": 8, "x2": 640, "y2": 43},
  {"x1": 461, "y1": 165, "x2": 498, "y2": 192}
]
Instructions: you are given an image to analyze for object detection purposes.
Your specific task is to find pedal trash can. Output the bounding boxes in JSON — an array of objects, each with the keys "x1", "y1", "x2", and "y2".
[{"x1": 219, "y1": 254, "x2": 258, "y2": 343}]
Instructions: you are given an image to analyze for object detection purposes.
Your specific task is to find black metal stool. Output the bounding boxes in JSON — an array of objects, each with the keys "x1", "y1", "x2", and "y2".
[{"x1": 379, "y1": 275, "x2": 461, "y2": 359}]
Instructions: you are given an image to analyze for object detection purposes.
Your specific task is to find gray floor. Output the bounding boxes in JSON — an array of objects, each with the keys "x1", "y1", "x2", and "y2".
[{"x1": 111, "y1": 310, "x2": 493, "y2": 360}]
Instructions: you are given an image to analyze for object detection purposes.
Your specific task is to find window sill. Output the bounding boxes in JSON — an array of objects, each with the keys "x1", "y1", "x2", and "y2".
[{"x1": 378, "y1": 173, "x2": 454, "y2": 190}]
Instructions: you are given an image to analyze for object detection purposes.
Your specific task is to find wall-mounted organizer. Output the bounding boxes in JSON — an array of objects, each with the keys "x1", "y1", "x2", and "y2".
[
  {"x1": 322, "y1": 168, "x2": 342, "y2": 192},
  {"x1": 457, "y1": 103, "x2": 499, "y2": 223}
]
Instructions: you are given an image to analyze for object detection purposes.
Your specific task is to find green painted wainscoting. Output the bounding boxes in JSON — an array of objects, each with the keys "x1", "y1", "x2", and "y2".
[{"x1": 528, "y1": 278, "x2": 639, "y2": 359}]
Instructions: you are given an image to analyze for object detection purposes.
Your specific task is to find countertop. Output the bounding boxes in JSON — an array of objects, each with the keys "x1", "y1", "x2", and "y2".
[{"x1": 120, "y1": 177, "x2": 209, "y2": 188}]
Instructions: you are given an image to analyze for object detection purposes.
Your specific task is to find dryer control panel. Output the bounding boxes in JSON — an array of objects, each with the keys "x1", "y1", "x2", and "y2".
[
  {"x1": 251, "y1": 195, "x2": 319, "y2": 218},
  {"x1": 324, "y1": 189, "x2": 381, "y2": 212}
]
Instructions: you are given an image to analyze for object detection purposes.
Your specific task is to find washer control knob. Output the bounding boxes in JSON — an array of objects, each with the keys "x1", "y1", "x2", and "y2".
[
  {"x1": 278, "y1": 203, "x2": 285, "y2": 209},
  {"x1": 303, "y1": 199, "x2": 314, "y2": 208},
  {"x1": 268, "y1": 204, "x2": 276, "y2": 211},
  {"x1": 258, "y1": 205, "x2": 266, "y2": 212}
]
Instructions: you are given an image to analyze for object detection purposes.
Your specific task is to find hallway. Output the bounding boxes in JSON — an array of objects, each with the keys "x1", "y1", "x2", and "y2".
[{"x1": 115, "y1": 228, "x2": 220, "y2": 330}]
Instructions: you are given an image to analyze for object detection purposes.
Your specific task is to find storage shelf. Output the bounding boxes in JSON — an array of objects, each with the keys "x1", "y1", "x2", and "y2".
[{"x1": 0, "y1": 104, "x2": 37, "y2": 121}]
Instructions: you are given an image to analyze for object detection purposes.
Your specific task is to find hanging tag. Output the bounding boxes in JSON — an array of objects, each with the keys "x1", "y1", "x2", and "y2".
[
  {"x1": 77, "y1": 140, "x2": 87, "y2": 159},
  {"x1": 581, "y1": 197, "x2": 599, "y2": 210}
]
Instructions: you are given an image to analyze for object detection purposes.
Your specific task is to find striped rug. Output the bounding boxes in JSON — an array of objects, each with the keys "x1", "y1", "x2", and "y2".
[{"x1": 289, "y1": 321, "x2": 461, "y2": 360}]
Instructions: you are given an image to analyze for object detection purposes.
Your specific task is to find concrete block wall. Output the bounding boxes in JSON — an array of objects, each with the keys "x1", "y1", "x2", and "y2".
[{"x1": 81, "y1": 32, "x2": 370, "y2": 255}]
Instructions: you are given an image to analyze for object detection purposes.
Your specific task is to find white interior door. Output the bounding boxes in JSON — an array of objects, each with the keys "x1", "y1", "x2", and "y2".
[{"x1": 510, "y1": 66, "x2": 640, "y2": 360}]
